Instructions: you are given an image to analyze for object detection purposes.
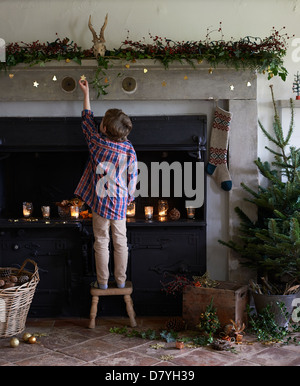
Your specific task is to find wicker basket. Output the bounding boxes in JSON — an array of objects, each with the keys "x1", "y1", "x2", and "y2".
[{"x1": 0, "y1": 259, "x2": 39, "y2": 338}]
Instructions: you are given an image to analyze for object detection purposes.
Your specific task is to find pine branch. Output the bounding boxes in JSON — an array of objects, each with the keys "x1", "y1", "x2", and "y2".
[
  {"x1": 283, "y1": 98, "x2": 294, "y2": 146},
  {"x1": 258, "y1": 119, "x2": 280, "y2": 147}
]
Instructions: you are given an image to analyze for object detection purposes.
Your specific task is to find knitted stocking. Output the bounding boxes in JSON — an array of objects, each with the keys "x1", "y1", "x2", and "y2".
[{"x1": 206, "y1": 106, "x2": 232, "y2": 191}]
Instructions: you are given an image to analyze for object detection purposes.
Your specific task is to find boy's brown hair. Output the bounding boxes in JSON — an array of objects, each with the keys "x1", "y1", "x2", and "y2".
[{"x1": 103, "y1": 109, "x2": 132, "y2": 142}]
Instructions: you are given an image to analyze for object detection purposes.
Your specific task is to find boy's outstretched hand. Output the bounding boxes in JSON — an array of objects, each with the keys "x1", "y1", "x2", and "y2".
[
  {"x1": 79, "y1": 78, "x2": 91, "y2": 110},
  {"x1": 79, "y1": 78, "x2": 89, "y2": 94}
]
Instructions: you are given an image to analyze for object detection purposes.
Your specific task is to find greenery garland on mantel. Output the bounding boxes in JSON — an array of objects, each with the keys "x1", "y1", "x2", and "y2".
[{"x1": 0, "y1": 25, "x2": 292, "y2": 97}]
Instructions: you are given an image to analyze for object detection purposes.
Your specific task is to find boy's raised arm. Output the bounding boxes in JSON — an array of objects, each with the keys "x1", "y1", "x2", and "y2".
[{"x1": 78, "y1": 79, "x2": 91, "y2": 111}]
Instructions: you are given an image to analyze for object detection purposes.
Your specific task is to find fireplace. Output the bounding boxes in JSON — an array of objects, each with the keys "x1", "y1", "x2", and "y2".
[
  {"x1": 0, "y1": 113, "x2": 207, "y2": 316},
  {"x1": 0, "y1": 59, "x2": 259, "y2": 315}
]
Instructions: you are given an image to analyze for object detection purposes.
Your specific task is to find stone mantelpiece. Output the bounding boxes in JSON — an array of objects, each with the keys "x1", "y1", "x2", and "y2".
[
  {"x1": 0, "y1": 59, "x2": 257, "y2": 101},
  {"x1": 0, "y1": 59, "x2": 258, "y2": 282}
]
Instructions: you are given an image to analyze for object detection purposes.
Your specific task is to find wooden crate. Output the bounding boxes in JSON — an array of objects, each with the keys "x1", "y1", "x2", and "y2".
[{"x1": 182, "y1": 281, "x2": 249, "y2": 328}]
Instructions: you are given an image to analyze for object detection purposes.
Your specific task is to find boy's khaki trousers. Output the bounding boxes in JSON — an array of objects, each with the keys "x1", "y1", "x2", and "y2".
[{"x1": 92, "y1": 211, "x2": 128, "y2": 286}]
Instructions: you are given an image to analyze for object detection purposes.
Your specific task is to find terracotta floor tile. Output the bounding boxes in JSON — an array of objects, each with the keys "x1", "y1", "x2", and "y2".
[
  {"x1": 246, "y1": 346, "x2": 300, "y2": 366},
  {"x1": 0, "y1": 338, "x2": 51, "y2": 364},
  {"x1": 131, "y1": 340, "x2": 197, "y2": 360},
  {"x1": 168, "y1": 348, "x2": 233, "y2": 366},
  {"x1": 15, "y1": 351, "x2": 86, "y2": 366},
  {"x1": 39, "y1": 329, "x2": 90, "y2": 350},
  {"x1": 92, "y1": 349, "x2": 160, "y2": 366},
  {"x1": 57, "y1": 337, "x2": 125, "y2": 362},
  {"x1": 224, "y1": 359, "x2": 261, "y2": 366}
]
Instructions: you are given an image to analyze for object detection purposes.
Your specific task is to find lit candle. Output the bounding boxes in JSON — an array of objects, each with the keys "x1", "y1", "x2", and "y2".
[
  {"x1": 41, "y1": 206, "x2": 50, "y2": 219},
  {"x1": 23, "y1": 202, "x2": 33, "y2": 218},
  {"x1": 186, "y1": 207, "x2": 195, "y2": 219},
  {"x1": 158, "y1": 200, "x2": 168, "y2": 217},
  {"x1": 126, "y1": 202, "x2": 136, "y2": 217},
  {"x1": 158, "y1": 215, "x2": 168, "y2": 222},
  {"x1": 70, "y1": 206, "x2": 79, "y2": 219},
  {"x1": 144, "y1": 206, "x2": 153, "y2": 220}
]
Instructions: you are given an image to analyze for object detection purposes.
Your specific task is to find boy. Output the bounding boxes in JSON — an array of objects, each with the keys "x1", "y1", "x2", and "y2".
[{"x1": 75, "y1": 78, "x2": 137, "y2": 289}]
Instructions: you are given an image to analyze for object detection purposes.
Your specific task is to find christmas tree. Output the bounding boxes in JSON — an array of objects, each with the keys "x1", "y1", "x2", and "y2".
[{"x1": 219, "y1": 85, "x2": 300, "y2": 293}]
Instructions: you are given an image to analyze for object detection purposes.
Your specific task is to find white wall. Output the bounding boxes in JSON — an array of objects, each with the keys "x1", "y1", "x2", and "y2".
[
  {"x1": 0, "y1": 0, "x2": 300, "y2": 280},
  {"x1": 1, "y1": 0, "x2": 299, "y2": 152}
]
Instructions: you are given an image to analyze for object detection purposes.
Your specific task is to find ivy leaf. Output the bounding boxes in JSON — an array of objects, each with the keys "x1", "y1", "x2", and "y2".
[
  {"x1": 160, "y1": 330, "x2": 178, "y2": 342},
  {"x1": 72, "y1": 56, "x2": 82, "y2": 65}
]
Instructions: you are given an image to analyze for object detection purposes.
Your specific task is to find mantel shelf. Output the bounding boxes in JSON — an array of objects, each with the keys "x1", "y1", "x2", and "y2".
[
  {"x1": 0, "y1": 58, "x2": 257, "y2": 102},
  {"x1": 278, "y1": 99, "x2": 300, "y2": 108}
]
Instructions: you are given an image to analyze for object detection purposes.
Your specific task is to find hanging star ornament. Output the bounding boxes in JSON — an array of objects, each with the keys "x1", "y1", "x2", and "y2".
[{"x1": 33, "y1": 81, "x2": 39, "y2": 88}]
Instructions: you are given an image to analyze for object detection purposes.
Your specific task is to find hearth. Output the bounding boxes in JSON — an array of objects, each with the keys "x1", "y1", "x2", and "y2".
[{"x1": 0, "y1": 114, "x2": 207, "y2": 316}]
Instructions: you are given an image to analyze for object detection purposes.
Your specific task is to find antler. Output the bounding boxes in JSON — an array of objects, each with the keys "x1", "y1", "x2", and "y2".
[
  {"x1": 88, "y1": 14, "x2": 108, "y2": 57},
  {"x1": 99, "y1": 13, "x2": 108, "y2": 43},
  {"x1": 88, "y1": 15, "x2": 98, "y2": 44}
]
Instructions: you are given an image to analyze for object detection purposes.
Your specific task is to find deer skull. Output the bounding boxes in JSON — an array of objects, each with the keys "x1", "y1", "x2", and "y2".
[{"x1": 88, "y1": 14, "x2": 108, "y2": 58}]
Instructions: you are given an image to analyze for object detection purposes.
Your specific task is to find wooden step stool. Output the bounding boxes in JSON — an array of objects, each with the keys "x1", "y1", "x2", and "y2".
[{"x1": 88, "y1": 281, "x2": 137, "y2": 329}]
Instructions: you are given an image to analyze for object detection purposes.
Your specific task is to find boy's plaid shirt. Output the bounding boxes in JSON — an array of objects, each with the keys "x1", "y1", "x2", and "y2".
[{"x1": 75, "y1": 110, "x2": 138, "y2": 220}]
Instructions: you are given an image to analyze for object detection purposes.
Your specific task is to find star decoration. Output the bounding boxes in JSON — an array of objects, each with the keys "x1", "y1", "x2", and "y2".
[
  {"x1": 143, "y1": 68, "x2": 148, "y2": 73},
  {"x1": 125, "y1": 64, "x2": 130, "y2": 69},
  {"x1": 52, "y1": 75, "x2": 57, "y2": 81},
  {"x1": 9, "y1": 73, "x2": 14, "y2": 79},
  {"x1": 33, "y1": 81, "x2": 39, "y2": 88},
  {"x1": 230, "y1": 85, "x2": 234, "y2": 91},
  {"x1": 80, "y1": 75, "x2": 86, "y2": 81},
  {"x1": 162, "y1": 81, "x2": 167, "y2": 87}
]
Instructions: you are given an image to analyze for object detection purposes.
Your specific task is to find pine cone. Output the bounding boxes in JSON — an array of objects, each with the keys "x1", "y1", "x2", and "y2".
[
  {"x1": 18, "y1": 275, "x2": 30, "y2": 284},
  {"x1": 165, "y1": 317, "x2": 185, "y2": 332},
  {"x1": 0, "y1": 268, "x2": 11, "y2": 278},
  {"x1": 168, "y1": 208, "x2": 180, "y2": 221}
]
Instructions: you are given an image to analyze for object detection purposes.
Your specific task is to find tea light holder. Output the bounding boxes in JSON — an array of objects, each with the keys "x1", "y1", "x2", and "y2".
[
  {"x1": 158, "y1": 199, "x2": 168, "y2": 217},
  {"x1": 70, "y1": 205, "x2": 79, "y2": 219},
  {"x1": 126, "y1": 202, "x2": 136, "y2": 217},
  {"x1": 186, "y1": 207, "x2": 196, "y2": 219},
  {"x1": 41, "y1": 206, "x2": 50, "y2": 219},
  {"x1": 144, "y1": 206, "x2": 153, "y2": 220},
  {"x1": 23, "y1": 202, "x2": 33, "y2": 218}
]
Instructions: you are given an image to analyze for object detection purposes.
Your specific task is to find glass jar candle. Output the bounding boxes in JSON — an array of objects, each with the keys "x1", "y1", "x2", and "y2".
[
  {"x1": 23, "y1": 202, "x2": 33, "y2": 218},
  {"x1": 41, "y1": 205, "x2": 50, "y2": 219},
  {"x1": 186, "y1": 207, "x2": 195, "y2": 219},
  {"x1": 126, "y1": 202, "x2": 136, "y2": 217},
  {"x1": 70, "y1": 205, "x2": 79, "y2": 219},
  {"x1": 158, "y1": 200, "x2": 168, "y2": 217},
  {"x1": 144, "y1": 206, "x2": 153, "y2": 220}
]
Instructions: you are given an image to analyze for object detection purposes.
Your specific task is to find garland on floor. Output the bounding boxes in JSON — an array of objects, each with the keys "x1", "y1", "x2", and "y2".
[{"x1": 0, "y1": 25, "x2": 293, "y2": 96}]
